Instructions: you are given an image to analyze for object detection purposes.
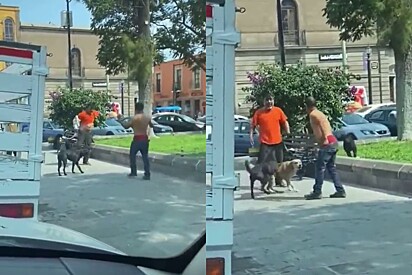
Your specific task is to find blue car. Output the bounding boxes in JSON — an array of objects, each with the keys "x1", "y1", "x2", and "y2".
[
  {"x1": 235, "y1": 120, "x2": 260, "y2": 156},
  {"x1": 21, "y1": 120, "x2": 65, "y2": 149},
  {"x1": 333, "y1": 113, "x2": 391, "y2": 141},
  {"x1": 91, "y1": 118, "x2": 132, "y2": 136}
]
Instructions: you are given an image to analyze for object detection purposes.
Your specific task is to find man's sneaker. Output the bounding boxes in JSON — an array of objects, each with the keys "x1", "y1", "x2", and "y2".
[
  {"x1": 142, "y1": 175, "x2": 150, "y2": 180},
  {"x1": 330, "y1": 192, "x2": 346, "y2": 198},
  {"x1": 127, "y1": 173, "x2": 137, "y2": 178},
  {"x1": 304, "y1": 192, "x2": 322, "y2": 200}
]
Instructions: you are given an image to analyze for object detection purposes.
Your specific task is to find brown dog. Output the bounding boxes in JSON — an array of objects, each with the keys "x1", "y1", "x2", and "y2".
[{"x1": 275, "y1": 159, "x2": 302, "y2": 192}]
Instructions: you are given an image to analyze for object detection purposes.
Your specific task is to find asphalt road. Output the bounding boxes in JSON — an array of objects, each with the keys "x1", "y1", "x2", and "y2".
[
  {"x1": 39, "y1": 149, "x2": 205, "y2": 258},
  {"x1": 233, "y1": 170, "x2": 412, "y2": 274}
]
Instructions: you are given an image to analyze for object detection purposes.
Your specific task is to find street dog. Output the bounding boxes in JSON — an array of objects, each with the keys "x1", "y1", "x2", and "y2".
[
  {"x1": 274, "y1": 159, "x2": 302, "y2": 192},
  {"x1": 245, "y1": 160, "x2": 279, "y2": 199},
  {"x1": 57, "y1": 137, "x2": 88, "y2": 176},
  {"x1": 343, "y1": 134, "x2": 357, "y2": 158}
]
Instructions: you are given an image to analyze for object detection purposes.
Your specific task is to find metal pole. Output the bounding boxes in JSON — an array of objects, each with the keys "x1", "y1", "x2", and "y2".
[
  {"x1": 120, "y1": 81, "x2": 125, "y2": 114},
  {"x1": 66, "y1": 0, "x2": 73, "y2": 90},
  {"x1": 276, "y1": 0, "x2": 286, "y2": 68},
  {"x1": 367, "y1": 52, "x2": 372, "y2": 104},
  {"x1": 173, "y1": 64, "x2": 177, "y2": 105},
  {"x1": 341, "y1": 40, "x2": 348, "y2": 74}
]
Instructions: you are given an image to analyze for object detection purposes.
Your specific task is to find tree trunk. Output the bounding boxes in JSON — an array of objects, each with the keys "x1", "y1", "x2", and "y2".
[
  {"x1": 137, "y1": 0, "x2": 153, "y2": 116},
  {"x1": 394, "y1": 48, "x2": 412, "y2": 140}
]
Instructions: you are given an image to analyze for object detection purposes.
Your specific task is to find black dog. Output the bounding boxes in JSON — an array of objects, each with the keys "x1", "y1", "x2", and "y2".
[
  {"x1": 343, "y1": 134, "x2": 357, "y2": 158},
  {"x1": 245, "y1": 160, "x2": 279, "y2": 199},
  {"x1": 57, "y1": 138, "x2": 88, "y2": 176}
]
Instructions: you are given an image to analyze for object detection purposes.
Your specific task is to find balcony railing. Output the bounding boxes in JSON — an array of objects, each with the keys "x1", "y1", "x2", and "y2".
[{"x1": 274, "y1": 30, "x2": 306, "y2": 47}]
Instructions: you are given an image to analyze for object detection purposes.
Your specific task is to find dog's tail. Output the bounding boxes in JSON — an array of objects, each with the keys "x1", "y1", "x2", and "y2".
[{"x1": 245, "y1": 160, "x2": 253, "y2": 174}]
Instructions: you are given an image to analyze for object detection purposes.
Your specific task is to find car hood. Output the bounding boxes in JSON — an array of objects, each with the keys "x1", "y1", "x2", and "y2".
[
  {"x1": 0, "y1": 217, "x2": 126, "y2": 255},
  {"x1": 343, "y1": 122, "x2": 389, "y2": 131}
]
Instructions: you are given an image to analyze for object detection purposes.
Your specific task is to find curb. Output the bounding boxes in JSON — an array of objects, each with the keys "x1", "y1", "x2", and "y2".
[{"x1": 90, "y1": 145, "x2": 205, "y2": 182}]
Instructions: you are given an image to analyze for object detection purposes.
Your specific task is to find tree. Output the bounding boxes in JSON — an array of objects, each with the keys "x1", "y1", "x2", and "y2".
[
  {"x1": 323, "y1": 0, "x2": 412, "y2": 140},
  {"x1": 242, "y1": 63, "x2": 352, "y2": 133},
  {"x1": 48, "y1": 87, "x2": 111, "y2": 130},
  {"x1": 152, "y1": 0, "x2": 206, "y2": 70},
  {"x1": 81, "y1": 0, "x2": 153, "y2": 114}
]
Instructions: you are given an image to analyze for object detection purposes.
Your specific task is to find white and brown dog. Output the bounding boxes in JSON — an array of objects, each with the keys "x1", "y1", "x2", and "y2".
[{"x1": 275, "y1": 159, "x2": 302, "y2": 192}]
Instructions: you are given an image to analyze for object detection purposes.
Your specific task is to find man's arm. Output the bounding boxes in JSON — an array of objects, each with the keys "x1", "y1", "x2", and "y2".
[
  {"x1": 121, "y1": 118, "x2": 133, "y2": 129},
  {"x1": 279, "y1": 109, "x2": 290, "y2": 134},
  {"x1": 148, "y1": 116, "x2": 154, "y2": 128}
]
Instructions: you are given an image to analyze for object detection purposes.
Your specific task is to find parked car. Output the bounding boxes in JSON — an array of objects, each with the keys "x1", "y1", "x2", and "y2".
[
  {"x1": 364, "y1": 105, "x2": 397, "y2": 136},
  {"x1": 153, "y1": 112, "x2": 205, "y2": 132},
  {"x1": 21, "y1": 120, "x2": 65, "y2": 149},
  {"x1": 235, "y1": 120, "x2": 260, "y2": 156},
  {"x1": 355, "y1": 103, "x2": 395, "y2": 117},
  {"x1": 333, "y1": 113, "x2": 391, "y2": 141},
  {"x1": 92, "y1": 118, "x2": 132, "y2": 136},
  {"x1": 118, "y1": 116, "x2": 173, "y2": 134},
  {"x1": 197, "y1": 114, "x2": 249, "y2": 124}
]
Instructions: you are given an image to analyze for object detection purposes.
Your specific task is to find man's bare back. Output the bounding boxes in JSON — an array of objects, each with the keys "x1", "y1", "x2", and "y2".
[
  {"x1": 309, "y1": 109, "x2": 333, "y2": 145},
  {"x1": 128, "y1": 113, "x2": 152, "y2": 135}
]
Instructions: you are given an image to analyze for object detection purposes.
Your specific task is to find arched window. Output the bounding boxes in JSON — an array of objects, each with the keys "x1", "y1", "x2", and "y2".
[
  {"x1": 71, "y1": 48, "x2": 82, "y2": 76},
  {"x1": 4, "y1": 18, "x2": 14, "y2": 41},
  {"x1": 281, "y1": 0, "x2": 299, "y2": 45}
]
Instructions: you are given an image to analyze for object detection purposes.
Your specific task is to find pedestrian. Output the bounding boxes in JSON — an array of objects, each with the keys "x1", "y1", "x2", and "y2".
[
  {"x1": 76, "y1": 105, "x2": 100, "y2": 165},
  {"x1": 304, "y1": 96, "x2": 346, "y2": 200},
  {"x1": 120, "y1": 102, "x2": 153, "y2": 180},
  {"x1": 249, "y1": 95, "x2": 290, "y2": 165}
]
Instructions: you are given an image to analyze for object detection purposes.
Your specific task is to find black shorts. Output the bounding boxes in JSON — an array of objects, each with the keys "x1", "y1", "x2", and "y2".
[{"x1": 257, "y1": 142, "x2": 284, "y2": 164}]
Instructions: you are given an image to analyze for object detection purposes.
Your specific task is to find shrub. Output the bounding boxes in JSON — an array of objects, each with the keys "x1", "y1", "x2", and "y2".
[
  {"x1": 48, "y1": 87, "x2": 111, "y2": 130},
  {"x1": 242, "y1": 63, "x2": 352, "y2": 133}
]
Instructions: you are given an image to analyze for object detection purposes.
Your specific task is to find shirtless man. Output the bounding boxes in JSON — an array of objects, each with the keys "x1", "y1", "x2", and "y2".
[
  {"x1": 121, "y1": 102, "x2": 153, "y2": 180},
  {"x1": 304, "y1": 97, "x2": 346, "y2": 200}
]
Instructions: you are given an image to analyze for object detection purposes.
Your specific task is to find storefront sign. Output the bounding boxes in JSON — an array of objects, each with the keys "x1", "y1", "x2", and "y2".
[{"x1": 318, "y1": 53, "x2": 343, "y2": 62}]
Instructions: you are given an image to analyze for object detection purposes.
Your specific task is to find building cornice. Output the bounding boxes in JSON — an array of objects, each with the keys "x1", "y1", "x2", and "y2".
[{"x1": 20, "y1": 24, "x2": 92, "y2": 34}]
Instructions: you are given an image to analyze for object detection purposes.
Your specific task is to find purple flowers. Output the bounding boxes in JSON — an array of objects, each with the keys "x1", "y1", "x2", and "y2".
[
  {"x1": 246, "y1": 71, "x2": 266, "y2": 86},
  {"x1": 49, "y1": 91, "x2": 61, "y2": 102}
]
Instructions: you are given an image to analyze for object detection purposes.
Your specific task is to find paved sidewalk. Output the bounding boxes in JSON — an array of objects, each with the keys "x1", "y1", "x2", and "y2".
[
  {"x1": 233, "y1": 170, "x2": 412, "y2": 274},
  {"x1": 39, "y1": 149, "x2": 205, "y2": 258}
]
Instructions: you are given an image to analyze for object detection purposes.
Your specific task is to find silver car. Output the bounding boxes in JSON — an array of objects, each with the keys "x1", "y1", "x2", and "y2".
[{"x1": 333, "y1": 113, "x2": 391, "y2": 141}]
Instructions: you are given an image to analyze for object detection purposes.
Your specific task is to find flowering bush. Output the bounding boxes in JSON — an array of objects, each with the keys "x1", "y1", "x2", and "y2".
[
  {"x1": 242, "y1": 63, "x2": 353, "y2": 133},
  {"x1": 48, "y1": 87, "x2": 111, "y2": 130}
]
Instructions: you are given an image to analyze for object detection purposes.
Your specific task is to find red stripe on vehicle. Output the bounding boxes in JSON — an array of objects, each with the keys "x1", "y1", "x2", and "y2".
[{"x1": 0, "y1": 47, "x2": 33, "y2": 59}]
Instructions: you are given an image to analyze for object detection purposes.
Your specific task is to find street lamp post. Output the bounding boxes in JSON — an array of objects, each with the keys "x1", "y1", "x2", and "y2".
[
  {"x1": 276, "y1": 0, "x2": 286, "y2": 68},
  {"x1": 366, "y1": 46, "x2": 372, "y2": 104},
  {"x1": 62, "y1": 0, "x2": 73, "y2": 90}
]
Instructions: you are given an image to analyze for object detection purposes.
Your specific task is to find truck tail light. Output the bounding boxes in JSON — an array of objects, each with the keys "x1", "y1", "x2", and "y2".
[
  {"x1": 0, "y1": 203, "x2": 34, "y2": 218},
  {"x1": 206, "y1": 4, "x2": 213, "y2": 18},
  {"x1": 206, "y1": 257, "x2": 225, "y2": 275}
]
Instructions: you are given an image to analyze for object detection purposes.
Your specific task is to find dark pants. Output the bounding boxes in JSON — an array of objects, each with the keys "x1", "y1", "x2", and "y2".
[
  {"x1": 313, "y1": 145, "x2": 345, "y2": 194},
  {"x1": 77, "y1": 129, "x2": 93, "y2": 164},
  {"x1": 257, "y1": 142, "x2": 284, "y2": 164},
  {"x1": 130, "y1": 139, "x2": 150, "y2": 176}
]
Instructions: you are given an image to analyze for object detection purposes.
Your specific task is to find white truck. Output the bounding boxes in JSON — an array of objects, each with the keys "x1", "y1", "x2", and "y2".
[
  {"x1": 206, "y1": 1, "x2": 241, "y2": 274},
  {"x1": 0, "y1": 41, "x2": 48, "y2": 220}
]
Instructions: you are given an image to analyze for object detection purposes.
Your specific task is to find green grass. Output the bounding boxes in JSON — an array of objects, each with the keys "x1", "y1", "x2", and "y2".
[
  {"x1": 95, "y1": 134, "x2": 205, "y2": 157},
  {"x1": 337, "y1": 140, "x2": 412, "y2": 163}
]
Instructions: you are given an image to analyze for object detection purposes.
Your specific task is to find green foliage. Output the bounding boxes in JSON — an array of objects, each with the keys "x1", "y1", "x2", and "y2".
[
  {"x1": 323, "y1": 0, "x2": 412, "y2": 53},
  {"x1": 48, "y1": 87, "x2": 111, "y2": 130},
  {"x1": 243, "y1": 63, "x2": 352, "y2": 133},
  {"x1": 152, "y1": 0, "x2": 206, "y2": 70}
]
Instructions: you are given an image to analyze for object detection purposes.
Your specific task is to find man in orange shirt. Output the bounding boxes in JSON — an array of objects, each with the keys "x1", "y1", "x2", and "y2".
[
  {"x1": 77, "y1": 106, "x2": 100, "y2": 165},
  {"x1": 250, "y1": 95, "x2": 290, "y2": 165}
]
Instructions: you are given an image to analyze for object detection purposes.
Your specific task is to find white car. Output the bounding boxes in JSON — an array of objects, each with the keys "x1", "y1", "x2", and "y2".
[{"x1": 355, "y1": 103, "x2": 395, "y2": 117}]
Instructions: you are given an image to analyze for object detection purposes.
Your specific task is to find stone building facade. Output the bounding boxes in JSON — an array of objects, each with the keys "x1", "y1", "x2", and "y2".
[{"x1": 234, "y1": 0, "x2": 395, "y2": 115}]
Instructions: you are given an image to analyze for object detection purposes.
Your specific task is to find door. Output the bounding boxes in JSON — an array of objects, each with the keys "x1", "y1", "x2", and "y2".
[{"x1": 42, "y1": 121, "x2": 53, "y2": 142}]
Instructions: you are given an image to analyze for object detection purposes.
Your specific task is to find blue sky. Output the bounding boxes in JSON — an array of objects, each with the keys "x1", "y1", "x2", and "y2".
[{"x1": 2, "y1": 0, "x2": 92, "y2": 27}]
